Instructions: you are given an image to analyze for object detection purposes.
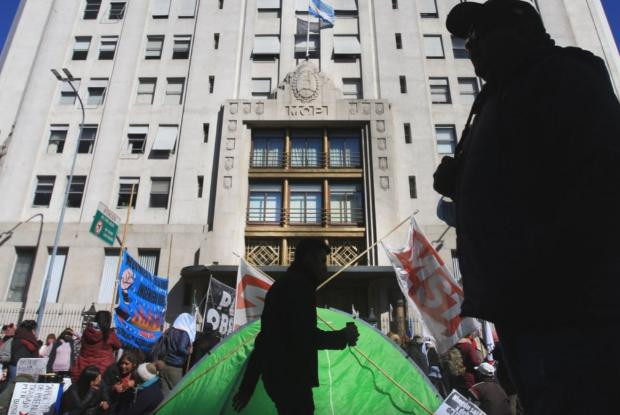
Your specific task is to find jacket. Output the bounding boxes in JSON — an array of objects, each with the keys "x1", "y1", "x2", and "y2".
[
  {"x1": 469, "y1": 380, "x2": 511, "y2": 415},
  {"x1": 161, "y1": 328, "x2": 191, "y2": 368},
  {"x1": 455, "y1": 340, "x2": 482, "y2": 390},
  {"x1": 60, "y1": 384, "x2": 105, "y2": 415},
  {"x1": 71, "y1": 325, "x2": 121, "y2": 380},
  {"x1": 47, "y1": 338, "x2": 75, "y2": 372},
  {"x1": 118, "y1": 380, "x2": 164, "y2": 415},
  {"x1": 10, "y1": 328, "x2": 38, "y2": 366},
  {"x1": 436, "y1": 46, "x2": 620, "y2": 327},
  {"x1": 102, "y1": 362, "x2": 136, "y2": 411}
]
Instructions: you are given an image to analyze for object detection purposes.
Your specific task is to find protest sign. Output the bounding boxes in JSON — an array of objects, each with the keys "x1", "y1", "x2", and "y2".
[
  {"x1": 8, "y1": 382, "x2": 62, "y2": 415},
  {"x1": 203, "y1": 277, "x2": 236, "y2": 337},
  {"x1": 15, "y1": 358, "x2": 48, "y2": 381},
  {"x1": 114, "y1": 251, "x2": 168, "y2": 351},
  {"x1": 434, "y1": 390, "x2": 486, "y2": 415}
]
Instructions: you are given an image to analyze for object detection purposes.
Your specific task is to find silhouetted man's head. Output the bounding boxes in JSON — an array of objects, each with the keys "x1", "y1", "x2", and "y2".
[
  {"x1": 293, "y1": 238, "x2": 330, "y2": 285},
  {"x1": 447, "y1": 0, "x2": 549, "y2": 81}
]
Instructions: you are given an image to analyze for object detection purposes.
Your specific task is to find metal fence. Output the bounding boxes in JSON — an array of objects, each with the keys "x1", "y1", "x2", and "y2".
[{"x1": 0, "y1": 302, "x2": 101, "y2": 337}]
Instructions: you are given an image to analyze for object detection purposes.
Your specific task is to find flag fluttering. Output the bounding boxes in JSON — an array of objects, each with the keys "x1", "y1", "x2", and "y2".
[
  {"x1": 383, "y1": 217, "x2": 479, "y2": 354},
  {"x1": 308, "y1": 0, "x2": 335, "y2": 27},
  {"x1": 232, "y1": 258, "x2": 273, "y2": 330}
]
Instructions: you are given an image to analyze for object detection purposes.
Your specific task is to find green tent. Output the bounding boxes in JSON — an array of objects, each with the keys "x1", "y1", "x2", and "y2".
[{"x1": 155, "y1": 308, "x2": 442, "y2": 415}]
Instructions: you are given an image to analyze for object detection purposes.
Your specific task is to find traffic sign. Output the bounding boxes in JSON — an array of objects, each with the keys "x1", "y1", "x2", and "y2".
[{"x1": 89, "y1": 202, "x2": 120, "y2": 245}]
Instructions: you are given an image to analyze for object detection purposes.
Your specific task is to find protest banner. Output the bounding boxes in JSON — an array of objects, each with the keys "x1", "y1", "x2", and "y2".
[
  {"x1": 15, "y1": 358, "x2": 48, "y2": 381},
  {"x1": 114, "y1": 251, "x2": 168, "y2": 351},
  {"x1": 434, "y1": 390, "x2": 486, "y2": 415},
  {"x1": 8, "y1": 382, "x2": 62, "y2": 415},
  {"x1": 233, "y1": 258, "x2": 273, "y2": 330},
  {"x1": 203, "y1": 277, "x2": 236, "y2": 337},
  {"x1": 383, "y1": 217, "x2": 479, "y2": 354}
]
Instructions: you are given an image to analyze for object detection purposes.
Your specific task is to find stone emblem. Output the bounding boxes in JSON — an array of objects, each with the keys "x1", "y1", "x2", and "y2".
[{"x1": 292, "y1": 64, "x2": 320, "y2": 103}]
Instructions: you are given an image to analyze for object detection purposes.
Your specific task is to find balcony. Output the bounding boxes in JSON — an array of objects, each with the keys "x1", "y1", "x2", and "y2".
[
  {"x1": 249, "y1": 151, "x2": 362, "y2": 170},
  {"x1": 247, "y1": 206, "x2": 365, "y2": 227}
]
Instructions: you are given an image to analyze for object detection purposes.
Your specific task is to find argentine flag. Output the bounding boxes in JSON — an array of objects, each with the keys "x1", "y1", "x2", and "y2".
[{"x1": 308, "y1": 0, "x2": 335, "y2": 27}]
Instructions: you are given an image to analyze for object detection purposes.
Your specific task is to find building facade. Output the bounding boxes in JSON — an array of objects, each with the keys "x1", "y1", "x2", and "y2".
[{"x1": 0, "y1": 0, "x2": 618, "y2": 332}]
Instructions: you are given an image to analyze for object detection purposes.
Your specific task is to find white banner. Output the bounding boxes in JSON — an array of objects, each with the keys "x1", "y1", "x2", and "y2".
[
  {"x1": 15, "y1": 358, "x2": 48, "y2": 382},
  {"x1": 8, "y1": 382, "x2": 61, "y2": 415},
  {"x1": 232, "y1": 258, "x2": 273, "y2": 330}
]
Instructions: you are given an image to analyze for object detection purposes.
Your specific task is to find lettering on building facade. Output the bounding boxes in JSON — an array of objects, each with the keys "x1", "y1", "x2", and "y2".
[{"x1": 285, "y1": 105, "x2": 329, "y2": 117}]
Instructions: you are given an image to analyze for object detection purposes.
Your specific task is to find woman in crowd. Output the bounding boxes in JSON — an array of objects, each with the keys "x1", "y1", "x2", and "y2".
[
  {"x1": 155, "y1": 313, "x2": 195, "y2": 396},
  {"x1": 102, "y1": 349, "x2": 141, "y2": 412},
  {"x1": 61, "y1": 365, "x2": 109, "y2": 415},
  {"x1": 39, "y1": 333, "x2": 56, "y2": 357},
  {"x1": 47, "y1": 329, "x2": 76, "y2": 379},
  {"x1": 9, "y1": 320, "x2": 38, "y2": 380},
  {"x1": 118, "y1": 362, "x2": 164, "y2": 415},
  {"x1": 71, "y1": 311, "x2": 121, "y2": 381}
]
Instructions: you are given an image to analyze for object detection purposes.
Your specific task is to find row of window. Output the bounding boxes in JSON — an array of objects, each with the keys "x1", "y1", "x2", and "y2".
[
  {"x1": 429, "y1": 77, "x2": 480, "y2": 105},
  {"x1": 423, "y1": 35, "x2": 468, "y2": 60},
  {"x1": 83, "y1": 0, "x2": 126, "y2": 20}
]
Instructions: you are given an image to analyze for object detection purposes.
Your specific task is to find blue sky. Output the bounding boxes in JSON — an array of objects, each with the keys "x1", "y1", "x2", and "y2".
[{"x1": 0, "y1": 0, "x2": 618, "y2": 57}]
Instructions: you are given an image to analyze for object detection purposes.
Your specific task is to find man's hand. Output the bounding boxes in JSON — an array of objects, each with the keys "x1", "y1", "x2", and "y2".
[
  {"x1": 232, "y1": 387, "x2": 252, "y2": 413},
  {"x1": 100, "y1": 401, "x2": 110, "y2": 411},
  {"x1": 344, "y1": 323, "x2": 359, "y2": 347}
]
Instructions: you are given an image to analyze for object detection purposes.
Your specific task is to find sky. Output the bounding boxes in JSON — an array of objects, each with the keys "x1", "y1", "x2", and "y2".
[{"x1": 0, "y1": 0, "x2": 618, "y2": 58}]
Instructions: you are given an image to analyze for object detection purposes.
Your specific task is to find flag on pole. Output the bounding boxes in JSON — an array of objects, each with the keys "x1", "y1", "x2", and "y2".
[
  {"x1": 232, "y1": 258, "x2": 273, "y2": 330},
  {"x1": 296, "y1": 17, "x2": 320, "y2": 35},
  {"x1": 382, "y1": 216, "x2": 479, "y2": 354},
  {"x1": 308, "y1": 0, "x2": 335, "y2": 27},
  {"x1": 482, "y1": 320, "x2": 495, "y2": 359}
]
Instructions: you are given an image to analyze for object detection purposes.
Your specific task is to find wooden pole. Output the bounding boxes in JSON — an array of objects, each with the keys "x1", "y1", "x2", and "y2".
[{"x1": 110, "y1": 184, "x2": 136, "y2": 313}]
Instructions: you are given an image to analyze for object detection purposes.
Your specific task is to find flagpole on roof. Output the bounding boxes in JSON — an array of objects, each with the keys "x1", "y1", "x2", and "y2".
[{"x1": 306, "y1": 0, "x2": 311, "y2": 59}]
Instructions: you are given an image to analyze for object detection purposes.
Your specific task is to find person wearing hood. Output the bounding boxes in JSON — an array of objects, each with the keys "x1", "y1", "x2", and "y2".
[
  {"x1": 232, "y1": 238, "x2": 359, "y2": 414},
  {"x1": 8, "y1": 320, "x2": 38, "y2": 380},
  {"x1": 118, "y1": 362, "x2": 164, "y2": 415},
  {"x1": 71, "y1": 311, "x2": 121, "y2": 381},
  {"x1": 155, "y1": 313, "x2": 196, "y2": 396},
  {"x1": 432, "y1": 1, "x2": 620, "y2": 414}
]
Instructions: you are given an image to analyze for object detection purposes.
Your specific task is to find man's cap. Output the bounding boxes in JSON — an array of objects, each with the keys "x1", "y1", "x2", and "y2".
[
  {"x1": 475, "y1": 362, "x2": 496, "y2": 376},
  {"x1": 446, "y1": 0, "x2": 543, "y2": 39}
]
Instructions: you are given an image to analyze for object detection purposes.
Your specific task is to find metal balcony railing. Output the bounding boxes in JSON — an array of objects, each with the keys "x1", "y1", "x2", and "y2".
[
  {"x1": 250, "y1": 152, "x2": 286, "y2": 168},
  {"x1": 247, "y1": 207, "x2": 365, "y2": 227},
  {"x1": 328, "y1": 207, "x2": 365, "y2": 226},
  {"x1": 328, "y1": 151, "x2": 362, "y2": 168},
  {"x1": 246, "y1": 207, "x2": 283, "y2": 225}
]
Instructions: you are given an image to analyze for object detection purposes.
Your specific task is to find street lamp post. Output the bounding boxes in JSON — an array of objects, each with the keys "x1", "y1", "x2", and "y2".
[{"x1": 36, "y1": 68, "x2": 85, "y2": 336}]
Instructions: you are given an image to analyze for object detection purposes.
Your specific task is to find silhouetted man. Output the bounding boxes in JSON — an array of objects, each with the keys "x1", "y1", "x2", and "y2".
[
  {"x1": 232, "y1": 239, "x2": 359, "y2": 414},
  {"x1": 433, "y1": 1, "x2": 620, "y2": 414}
]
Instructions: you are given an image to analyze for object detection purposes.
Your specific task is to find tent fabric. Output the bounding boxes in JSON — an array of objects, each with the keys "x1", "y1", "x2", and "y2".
[{"x1": 155, "y1": 308, "x2": 441, "y2": 415}]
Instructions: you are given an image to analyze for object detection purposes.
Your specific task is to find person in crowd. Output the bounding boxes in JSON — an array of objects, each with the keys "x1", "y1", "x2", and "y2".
[
  {"x1": 407, "y1": 336, "x2": 430, "y2": 375},
  {"x1": 0, "y1": 373, "x2": 34, "y2": 415},
  {"x1": 0, "y1": 325, "x2": 15, "y2": 365},
  {"x1": 71, "y1": 311, "x2": 121, "y2": 381},
  {"x1": 47, "y1": 329, "x2": 76, "y2": 379},
  {"x1": 8, "y1": 320, "x2": 38, "y2": 380},
  {"x1": 188, "y1": 328, "x2": 220, "y2": 369},
  {"x1": 232, "y1": 238, "x2": 359, "y2": 414},
  {"x1": 39, "y1": 333, "x2": 56, "y2": 357},
  {"x1": 455, "y1": 333, "x2": 482, "y2": 392},
  {"x1": 155, "y1": 313, "x2": 195, "y2": 397},
  {"x1": 387, "y1": 332, "x2": 403, "y2": 348},
  {"x1": 433, "y1": 1, "x2": 620, "y2": 413},
  {"x1": 468, "y1": 362, "x2": 511, "y2": 415},
  {"x1": 118, "y1": 362, "x2": 164, "y2": 415},
  {"x1": 61, "y1": 365, "x2": 109, "y2": 415},
  {"x1": 102, "y1": 349, "x2": 141, "y2": 412}
]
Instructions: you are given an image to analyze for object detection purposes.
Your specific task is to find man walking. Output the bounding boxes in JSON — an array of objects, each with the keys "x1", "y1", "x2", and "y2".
[
  {"x1": 433, "y1": 1, "x2": 620, "y2": 414},
  {"x1": 233, "y1": 239, "x2": 359, "y2": 414}
]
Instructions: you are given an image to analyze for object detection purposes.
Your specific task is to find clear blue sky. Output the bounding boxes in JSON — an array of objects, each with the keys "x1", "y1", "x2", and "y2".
[{"x1": 0, "y1": 0, "x2": 618, "y2": 57}]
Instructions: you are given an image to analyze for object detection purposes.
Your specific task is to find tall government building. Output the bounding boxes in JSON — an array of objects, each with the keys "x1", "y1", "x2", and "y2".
[{"x1": 0, "y1": 0, "x2": 618, "y2": 331}]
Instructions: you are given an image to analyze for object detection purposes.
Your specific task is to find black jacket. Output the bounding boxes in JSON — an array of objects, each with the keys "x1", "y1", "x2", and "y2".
[
  {"x1": 117, "y1": 380, "x2": 164, "y2": 415},
  {"x1": 60, "y1": 384, "x2": 105, "y2": 415},
  {"x1": 435, "y1": 45, "x2": 620, "y2": 327}
]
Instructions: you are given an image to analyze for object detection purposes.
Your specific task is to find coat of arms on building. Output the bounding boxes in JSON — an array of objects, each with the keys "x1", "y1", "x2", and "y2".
[{"x1": 291, "y1": 63, "x2": 320, "y2": 103}]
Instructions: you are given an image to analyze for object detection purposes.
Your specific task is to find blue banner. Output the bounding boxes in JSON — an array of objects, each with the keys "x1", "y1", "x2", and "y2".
[{"x1": 114, "y1": 251, "x2": 168, "y2": 351}]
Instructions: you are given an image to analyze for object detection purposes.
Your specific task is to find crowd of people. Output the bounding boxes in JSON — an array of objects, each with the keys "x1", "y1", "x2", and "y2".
[{"x1": 0, "y1": 310, "x2": 220, "y2": 415}]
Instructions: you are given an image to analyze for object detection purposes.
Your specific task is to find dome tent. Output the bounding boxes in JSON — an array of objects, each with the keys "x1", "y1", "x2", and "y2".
[{"x1": 155, "y1": 308, "x2": 442, "y2": 415}]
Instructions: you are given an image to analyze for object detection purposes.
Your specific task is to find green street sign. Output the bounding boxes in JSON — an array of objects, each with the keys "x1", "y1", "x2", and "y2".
[{"x1": 90, "y1": 203, "x2": 120, "y2": 246}]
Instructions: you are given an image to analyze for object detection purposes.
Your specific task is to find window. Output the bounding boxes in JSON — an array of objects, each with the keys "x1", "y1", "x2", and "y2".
[
  {"x1": 430, "y1": 77, "x2": 451, "y2": 104},
  {"x1": 72, "y1": 36, "x2": 91, "y2": 60},
  {"x1": 333, "y1": 0, "x2": 357, "y2": 11},
  {"x1": 333, "y1": 35, "x2": 361, "y2": 55},
  {"x1": 117, "y1": 177, "x2": 139, "y2": 208},
  {"x1": 7, "y1": 248, "x2": 35, "y2": 302},
  {"x1": 149, "y1": 177, "x2": 171, "y2": 208},
  {"x1": 399, "y1": 75, "x2": 407, "y2": 93},
  {"x1": 145, "y1": 35, "x2": 164, "y2": 59},
  {"x1": 59, "y1": 80, "x2": 80, "y2": 105},
  {"x1": 214, "y1": 33, "x2": 220, "y2": 49},
  {"x1": 136, "y1": 78, "x2": 156, "y2": 104},
  {"x1": 248, "y1": 183, "x2": 281, "y2": 223},
  {"x1": 33, "y1": 176, "x2": 55, "y2": 207},
  {"x1": 172, "y1": 35, "x2": 191, "y2": 59},
  {"x1": 151, "y1": 125, "x2": 178, "y2": 156},
  {"x1": 138, "y1": 249, "x2": 160, "y2": 275},
  {"x1": 330, "y1": 183, "x2": 363, "y2": 225},
  {"x1": 452, "y1": 36, "x2": 468, "y2": 59},
  {"x1": 84, "y1": 0, "x2": 102, "y2": 19},
  {"x1": 252, "y1": 78, "x2": 271, "y2": 98},
  {"x1": 342, "y1": 78, "x2": 362, "y2": 99},
  {"x1": 66, "y1": 176, "x2": 86, "y2": 208},
  {"x1": 290, "y1": 184, "x2": 322, "y2": 224},
  {"x1": 423, "y1": 35, "x2": 444, "y2": 58},
  {"x1": 47, "y1": 125, "x2": 68, "y2": 154},
  {"x1": 436, "y1": 125, "x2": 457, "y2": 154},
  {"x1": 97, "y1": 248, "x2": 120, "y2": 303},
  {"x1": 257, "y1": 0, "x2": 280, "y2": 8},
  {"x1": 408, "y1": 176, "x2": 417, "y2": 198},
  {"x1": 395, "y1": 33, "x2": 402, "y2": 50},
  {"x1": 109, "y1": 2, "x2": 126, "y2": 20},
  {"x1": 40, "y1": 247, "x2": 68, "y2": 303},
  {"x1": 419, "y1": 0, "x2": 438, "y2": 18},
  {"x1": 127, "y1": 125, "x2": 148, "y2": 154},
  {"x1": 98, "y1": 36, "x2": 118, "y2": 60},
  {"x1": 208, "y1": 76, "x2": 214, "y2": 94},
  {"x1": 329, "y1": 132, "x2": 361, "y2": 168},
  {"x1": 152, "y1": 0, "x2": 171, "y2": 18},
  {"x1": 291, "y1": 131, "x2": 322, "y2": 168},
  {"x1": 78, "y1": 125, "x2": 98, "y2": 153},
  {"x1": 165, "y1": 78, "x2": 185, "y2": 104},
  {"x1": 179, "y1": 0, "x2": 197, "y2": 17},
  {"x1": 404, "y1": 123, "x2": 412, "y2": 144},
  {"x1": 87, "y1": 79, "x2": 108, "y2": 106},
  {"x1": 251, "y1": 131, "x2": 284, "y2": 167},
  {"x1": 392, "y1": 0, "x2": 398, "y2": 10},
  {"x1": 294, "y1": 34, "x2": 320, "y2": 59},
  {"x1": 197, "y1": 176, "x2": 204, "y2": 198},
  {"x1": 253, "y1": 35, "x2": 280, "y2": 56},
  {"x1": 458, "y1": 77, "x2": 480, "y2": 106},
  {"x1": 203, "y1": 123, "x2": 209, "y2": 143}
]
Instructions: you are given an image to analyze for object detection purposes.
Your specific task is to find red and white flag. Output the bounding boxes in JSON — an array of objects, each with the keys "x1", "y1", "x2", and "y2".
[
  {"x1": 383, "y1": 217, "x2": 479, "y2": 354},
  {"x1": 232, "y1": 257, "x2": 273, "y2": 330}
]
